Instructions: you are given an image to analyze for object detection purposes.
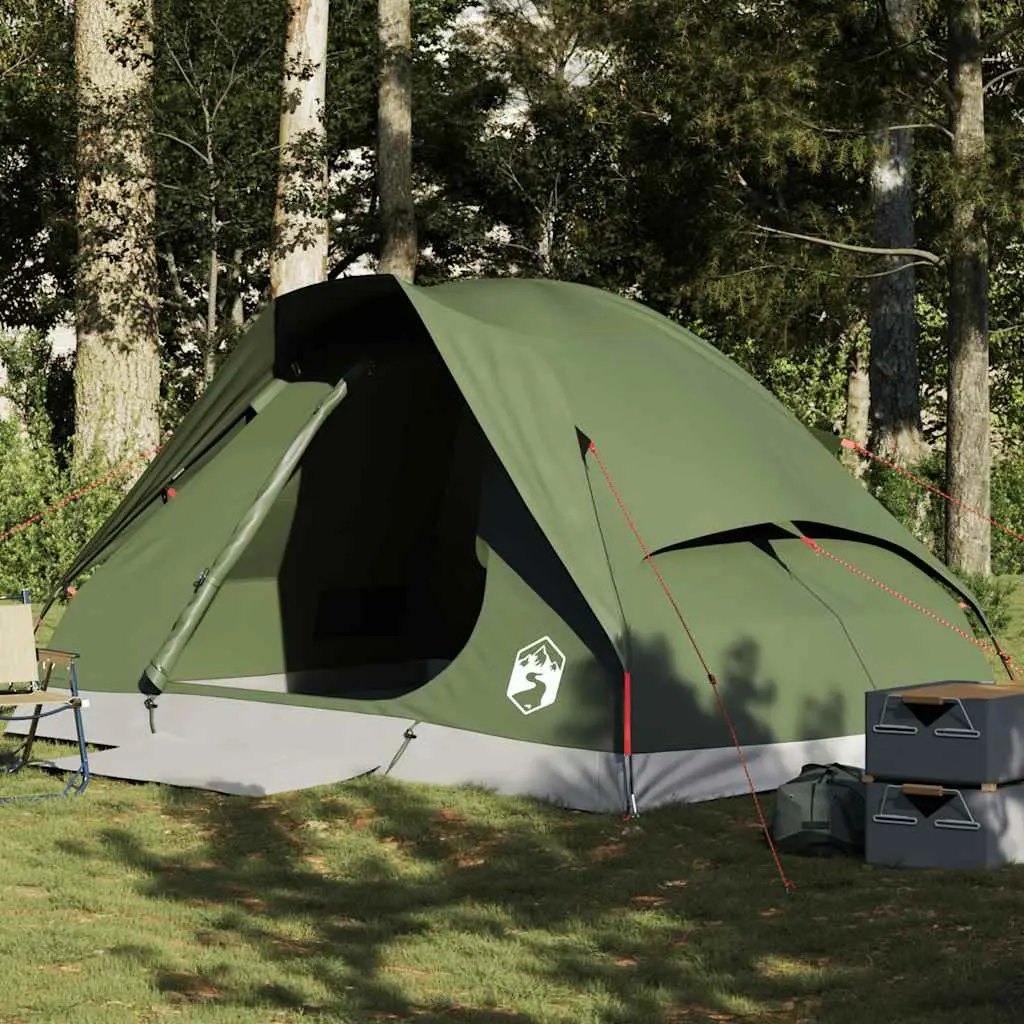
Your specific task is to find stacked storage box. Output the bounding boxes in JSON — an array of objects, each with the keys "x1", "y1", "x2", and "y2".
[{"x1": 864, "y1": 681, "x2": 1024, "y2": 869}]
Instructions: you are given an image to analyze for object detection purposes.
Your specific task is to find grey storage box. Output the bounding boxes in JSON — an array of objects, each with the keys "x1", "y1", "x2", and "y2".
[
  {"x1": 865, "y1": 780, "x2": 1024, "y2": 869},
  {"x1": 865, "y1": 681, "x2": 1024, "y2": 786}
]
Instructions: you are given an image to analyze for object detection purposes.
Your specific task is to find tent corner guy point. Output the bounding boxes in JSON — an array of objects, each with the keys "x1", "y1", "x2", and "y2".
[{"x1": 16, "y1": 274, "x2": 995, "y2": 812}]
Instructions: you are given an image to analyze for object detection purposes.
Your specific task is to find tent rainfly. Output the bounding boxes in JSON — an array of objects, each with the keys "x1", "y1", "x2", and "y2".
[{"x1": 22, "y1": 275, "x2": 994, "y2": 811}]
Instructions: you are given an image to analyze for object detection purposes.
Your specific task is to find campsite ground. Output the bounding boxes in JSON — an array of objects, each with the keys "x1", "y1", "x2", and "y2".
[
  {"x1": 6, "y1": 762, "x2": 1024, "y2": 1024},
  {"x1": 4, "y1": 586, "x2": 1024, "y2": 1023}
]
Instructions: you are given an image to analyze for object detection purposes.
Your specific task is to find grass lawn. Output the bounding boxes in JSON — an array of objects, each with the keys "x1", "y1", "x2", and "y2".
[
  {"x1": 1, "y1": 587, "x2": 1023, "y2": 1022},
  {"x1": 0, "y1": 748, "x2": 1021, "y2": 1024},
  {"x1": 987, "y1": 575, "x2": 1024, "y2": 678}
]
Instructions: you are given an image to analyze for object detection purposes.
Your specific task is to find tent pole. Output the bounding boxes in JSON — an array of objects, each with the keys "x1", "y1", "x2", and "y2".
[
  {"x1": 576, "y1": 429, "x2": 636, "y2": 816},
  {"x1": 623, "y1": 670, "x2": 638, "y2": 817},
  {"x1": 138, "y1": 361, "x2": 372, "y2": 700}
]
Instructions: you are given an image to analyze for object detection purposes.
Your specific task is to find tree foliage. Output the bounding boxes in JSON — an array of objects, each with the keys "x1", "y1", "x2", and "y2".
[
  {"x1": 0, "y1": 0, "x2": 75, "y2": 331},
  {"x1": 1, "y1": 0, "x2": 1024, "y2": 581},
  {"x1": 0, "y1": 331, "x2": 124, "y2": 598}
]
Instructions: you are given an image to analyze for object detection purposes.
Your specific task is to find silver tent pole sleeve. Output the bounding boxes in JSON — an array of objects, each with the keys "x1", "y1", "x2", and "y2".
[{"x1": 139, "y1": 362, "x2": 370, "y2": 695}]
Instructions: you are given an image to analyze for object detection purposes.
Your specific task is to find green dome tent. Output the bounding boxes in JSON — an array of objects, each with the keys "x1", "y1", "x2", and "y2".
[{"x1": 29, "y1": 275, "x2": 994, "y2": 811}]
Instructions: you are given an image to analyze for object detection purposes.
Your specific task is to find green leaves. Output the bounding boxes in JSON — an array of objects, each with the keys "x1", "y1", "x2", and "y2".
[
  {"x1": 0, "y1": 331, "x2": 124, "y2": 597},
  {"x1": 0, "y1": 0, "x2": 75, "y2": 332}
]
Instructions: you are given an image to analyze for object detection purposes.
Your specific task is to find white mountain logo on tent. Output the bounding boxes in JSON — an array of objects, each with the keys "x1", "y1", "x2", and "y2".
[{"x1": 507, "y1": 636, "x2": 566, "y2": 715}]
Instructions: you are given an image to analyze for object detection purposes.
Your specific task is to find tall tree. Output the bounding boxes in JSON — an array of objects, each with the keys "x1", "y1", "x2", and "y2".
[
  {"x1": 270, "y1": 0, "x2": 329, "y2": 297},
  {"x1": 74, "y1": 0, "x2": 161, "y2": 471},
  {"x1": 842, "y1": 323, "x2": 871, "y2": 475},
  {"x1": 447, "y1": 0, "x2": 621, "y2": 281},
  {"x1": 945, "y1": 0, "x2": 990, "y2": 575},
  {"x1": 153, "y1": 0, "x2": 289, "y2": 402},
  {"x1": 869, "y1": 0, "x2": 928, "y2": 465},
  {"x1": 583, "y1": 0, "x2": 875, "y2": 357},
  {"x1": 0, "y1": 0, "x2": 75, "y2": 333},
  {"x1": 376, "y1": 0, "x2": 416, "y2": 281}
]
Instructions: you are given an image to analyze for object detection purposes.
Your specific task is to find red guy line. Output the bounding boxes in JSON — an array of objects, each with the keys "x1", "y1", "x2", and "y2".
[
  {"x1": 0, "y1": 441, "x2": 165, "y2": 546},
  {"x1": 799, "y1": 535, "x2": 1016, "y2": 678},
  {"x1": 587, "y1": 440, "x2": 797, "y2": 894},
  {"x1": 842, "y1": 438, "x2": 1024, "y2": 546}
]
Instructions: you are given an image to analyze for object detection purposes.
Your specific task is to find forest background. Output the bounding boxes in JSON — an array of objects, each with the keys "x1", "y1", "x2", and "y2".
[{"x1": 1, "y1": 0, "x2": 1022, "y2": 622}]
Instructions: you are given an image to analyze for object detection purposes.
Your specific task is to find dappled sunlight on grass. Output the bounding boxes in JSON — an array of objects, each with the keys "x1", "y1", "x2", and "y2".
[
  {"x1": 2, "y1": 746, "x2": 1024, "y2": 1020},
  {"x1": 752, "y1": 950, "x2": 859, "y2": 1017}
]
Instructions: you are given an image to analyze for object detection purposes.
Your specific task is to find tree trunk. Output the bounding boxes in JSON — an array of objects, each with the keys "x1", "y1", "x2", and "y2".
[
  {"x1": 376, "y1": 0, "x2": 417, "y2": 282},
  {"x1": 868, "y1": 0, "x2": 928, "y2": 466},
  {"x1": 270, "y1": 0, "x2": 329, "y2": 298},
  {"x1": 73, "y1": 0, "x2": 161, "y2": 473},
  {"x1": 868, "y1": 125, "x2": 927, "y2": 463},
  {"x1": 945, "y1": 0, "x2": 990, "y2": 576},
  {"x1": 203, "y1": 113, "x2": 219, "y2": 388},
  {"x1": 537, "y1": 194, "x2": 557, "y2": 277},
  {"x1": 842, "y1": 323, "x2": 871, "y2": 478},
  {"x1": 231, "y1": 249, "x2": 245, "y2": 329},
  {"x1": 204, "y1": 240, "x2": 218, "y2": 387}
]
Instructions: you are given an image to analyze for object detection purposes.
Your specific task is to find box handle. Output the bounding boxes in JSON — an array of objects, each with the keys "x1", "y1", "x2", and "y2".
[
  {"x1": 931, "y1": 786, "x2": 982, "y2": 831},
  {"x1": 871, "y1": 694, "x2": 918, "y2": 735},
  {"x1": 932, "y1": 698, "x2": 981, "y2": 738},
  {"x1": 871, "y1": 693, "x2": 980, "y2": 739},
  {"x1": 901, "y1": 783, "x2": 944, "y2": 796},
  {"x1": 872, "y1": 783, "x2": 982, "y2": 831},
  {"x1": 873, "y1": 784, "x2": 920, "y2": 826}
]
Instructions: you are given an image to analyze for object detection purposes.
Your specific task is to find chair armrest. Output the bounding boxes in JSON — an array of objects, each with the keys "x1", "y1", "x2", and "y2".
[
  {"x1": 0, "y1": 690, "x2": 77, "y2": 706},
  {"x1": 36, "y1": 648, "x2": 79, "y2": 668}
]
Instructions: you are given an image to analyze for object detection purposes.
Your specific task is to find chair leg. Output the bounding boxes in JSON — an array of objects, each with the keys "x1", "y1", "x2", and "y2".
[
  {"x1": 63, "y1": 664, "x2": 89, "y2": 797},
  {"x1": 0, "y1": 662, "x2": 90, "y2": 802},
  {"x1": 16, "y1": 659, "x2": 53, "y2": 771}
]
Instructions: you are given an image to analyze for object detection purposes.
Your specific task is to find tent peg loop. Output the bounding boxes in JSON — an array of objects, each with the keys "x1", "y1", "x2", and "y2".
[{"x1": 144, "y1": 696, "x2": 158, "y2": 734}]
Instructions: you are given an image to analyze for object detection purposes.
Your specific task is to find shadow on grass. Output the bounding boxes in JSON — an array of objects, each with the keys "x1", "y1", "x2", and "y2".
[
  {"x1": 40, "y1": 630, "x2": 1024, "y2": 1024},
  {"x1": 50, "y1": 769, "x2": 1024, "y2": 1024},
  {"x1": 49, "y1": 774, "x2": 771, "y2": 1022}
]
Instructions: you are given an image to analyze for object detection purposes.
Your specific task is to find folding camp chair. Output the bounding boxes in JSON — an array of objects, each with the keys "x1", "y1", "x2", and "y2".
[{"x1": 0, "y1": 593, "x2": 90, "y2": 801}]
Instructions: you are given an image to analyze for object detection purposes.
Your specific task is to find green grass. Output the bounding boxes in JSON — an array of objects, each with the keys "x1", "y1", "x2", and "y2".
[
  {"x1": 986, "y1": 576, "x2": 1024, "y2": 678},
  {"x1": 0, "y1": 749, "x2": 1022, "y2": 1024},
  {"x1": 4, "y1": 587, "x2": 1024, "y2": 1022}
]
